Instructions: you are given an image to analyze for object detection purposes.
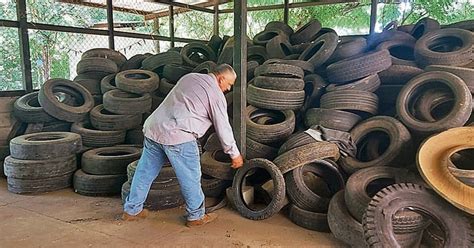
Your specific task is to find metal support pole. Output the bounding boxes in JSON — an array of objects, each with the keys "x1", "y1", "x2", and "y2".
[
  {"x1": 213, "y1": 2, "x2": 219, "y2": 35},
  {"x1": 106, "y1": 0, "x2": 115, "y2": 49},
  {"x1": 16, "y1": 0, "x2": 33, "y2": 92},
  {"x1": 283, "y1": 0, "x2": 289, "y2": 24},
  {"x1": 169, "y1": 6, "x2": 175, "y2": 48},
  {"x1": 369, "y1": 0, "x2": 377, "y2": 34},
  {"x1": 153, "y1": 18, "x2": 161, "y2": 52},
  {"x1": 233, "y1": 0, "x2": 247, "y2": 157}
]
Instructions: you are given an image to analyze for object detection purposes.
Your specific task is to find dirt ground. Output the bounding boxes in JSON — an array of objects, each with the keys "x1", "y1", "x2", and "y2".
[{"x1": 0, "y1": 178, "x2": 345, "y2": 247}]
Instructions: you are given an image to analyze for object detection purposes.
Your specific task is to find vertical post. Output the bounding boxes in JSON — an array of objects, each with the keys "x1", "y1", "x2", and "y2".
[
  {"x1": 213, "y1": 2, "x2": 219, "y2": 35},
  {"x1": 369, "y1": 0, "x2": 377, "y2": 34},
  {"x1": 16, "y1": 0, "x2": 33, "y2": 92},
  {"x1": 106, "y1": 0, "x2": 115, "y2": 49},
  {"x1": 233, "y1": 0, "x2": 247, "y2": 157},
  {"x1": 283, "y1": 0, "x2": 290, "y2": 24},
  {"x1": 153, "y1": 18, "x2": 161, "y2": 53},
  {"x1": 169, "y1": 6, "x2": 175, "y2": 48}
]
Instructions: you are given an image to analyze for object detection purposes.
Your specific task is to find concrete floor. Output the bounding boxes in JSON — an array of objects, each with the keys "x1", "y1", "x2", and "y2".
[{"x1": 0, "y1": 178, "x2": 344, "y2": 247}]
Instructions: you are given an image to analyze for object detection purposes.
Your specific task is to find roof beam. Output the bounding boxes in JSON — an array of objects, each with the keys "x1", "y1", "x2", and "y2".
[
  {"x1": 144, "y1": 0, "x2": 231, "y2": 20},
  {"x1": 145, "y1": 0, "x2": 214, "y2": 14},
  {"x1": 57, "y1": 0, "x2": 154, "y2": 16},
  {"x1": 219, "y1": 0, "x2": 359, "y2": 13}
]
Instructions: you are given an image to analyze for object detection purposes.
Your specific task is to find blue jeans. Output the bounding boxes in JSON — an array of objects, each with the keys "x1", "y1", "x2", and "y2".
[{"x1": 124, "y1": 137, "x2": 205, "y2": 221}]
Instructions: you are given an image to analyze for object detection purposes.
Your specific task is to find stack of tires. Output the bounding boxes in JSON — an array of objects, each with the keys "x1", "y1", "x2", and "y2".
[
  {"x1": 3, "y1": 132, "x2": 81, "y2": 194},
  {"x1": 121, "y1": 160, "x2": 184, "y2": 210}
]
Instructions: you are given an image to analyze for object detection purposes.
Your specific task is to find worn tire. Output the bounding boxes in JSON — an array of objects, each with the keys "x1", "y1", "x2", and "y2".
[
  {"x1": 120, "y1": 54, "x2": 147, "y2": 71},
  {"x1": 90, "y1": 104, "x2": 141, "y2": 131},
  {"x1": 298, "y1": 32, "x2": 338, "y2": 68},
  {"x1": 326, "y1": 74, "x2": 380, "y2": 93},
  {"x1": 181, "y1": 42, "x2": 217, "y2": 67},
  {"x1": 103, "y1": 89, "x2": 152, "y2": 115},
  {"x1": 290, "y1": 19, "x2": 322, "y2": 44},
  {"x1": 7, "y1": 173, "x2": 73, "y2": 194},
  {"x1": 158, "y1": 78, "x2": 175, "y2": 95},
  {"x1": 288, "y1": 204, "x2": 330, "y2": 232},
  {"x1": 425, "y1": 65, "x2": 474, "y2": 93},
  {"x1": 320, "y1": 90, "x2": 379, "y2": 116},
  {"x1": 201, "y1": 174, "x2": 231, "y2": 198},
  {"x1": 266, "y1": 35, "x2": 293, "y2": 59},
  {"x1": 339, "y1": 116, "x2": 413, "y2": 174},
  {"x1": 376, "y1": 40, "x2": 416, "y2": 66},
  {"x1": 162, "y1": 64, "x2": 193, "y2": 83},
  {"x1": 141, "y1": 51, "x2": 183, "y2": 74},
  {"x1": 246, "y1": 106, "x2": 295, "y2": 144},
  {"x1": 246, "y1": 137, "x2": 279, "y2": 160},
  {"x1": 100, "y1": 73, "x2": 117, "y2": 94},
  {"x1": 39, "y1": 79, "x2": 94, "y2": 122},
  {"x1": 13, "y1": 92, "x2": 57, "y2": 123},
  {"x1": 71, "y1": 122, "x2": 125, "y2": 148},
  {"x1": 410, "y1": 17, "x2": 440, "y2": 39},
  {"x1": 73, "y1": 169, "x2": 127, "y2": 196},
  {"x1": 193, "y1": 61, "x2": 217, "y2": 74},
  {"x1": 10, "y1": 132, "x2": 81, "y2": 160},
  {"x1": 82, "y1": 48, "x2": 126, "y2": 68},
  {"x1": 326, "y1": 49, "x2": 392, "y2": 83},
  {"x1": 4, "y1": 155, "x2": 76, "y2": 179},
  {"x1": 115, "y1": 69, "x2": 160, "y2": 94},
  {"x1": 81, "y1": 146, "x2": 142, "y2": 175},
  {"x1": 253, "y1": 76, "x2": 304, "y2": 91},
  {"x1": 326, "y1": 37, "x2": 367, "y2": 65},
  {"x1": 378, "y1": 64, "x2": 424, "y2": 85},
  {"x1": 74, "y1": 78, "x2": 101, "y2": 95},
  {"x1": 305, "y1": 108, "x2": 361, "y2": 132},
  {"x1": 265, "y1": 21, "x2": 294, "y2": 36},
  {"x1": 76, "y1": 57, "x2": 118, "y2": 74},
  {"x1": 201, "y1": 150, "x2": 234, "y2": 180},
  {"x1": 247, "y1": 84, "x2": 305, "y2": 111},
  {"x1": 232, "y1": 159, "x2": 286, "y2": 220}
]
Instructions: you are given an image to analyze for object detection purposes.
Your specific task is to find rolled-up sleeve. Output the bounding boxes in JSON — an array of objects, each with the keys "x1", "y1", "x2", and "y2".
[{"x1": 209, "y1": 96, "x2": 240, "y2": 159}]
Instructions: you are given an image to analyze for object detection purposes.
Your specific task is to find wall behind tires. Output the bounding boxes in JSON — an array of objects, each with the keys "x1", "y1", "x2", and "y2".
[{"x1": 0, "y1": 97, "x2": 17, "y2": 146}]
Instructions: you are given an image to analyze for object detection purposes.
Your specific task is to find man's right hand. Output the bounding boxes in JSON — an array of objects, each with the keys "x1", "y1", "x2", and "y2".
[{"x1": 231, "y1": 155, "x2": 244, "y2": 169}]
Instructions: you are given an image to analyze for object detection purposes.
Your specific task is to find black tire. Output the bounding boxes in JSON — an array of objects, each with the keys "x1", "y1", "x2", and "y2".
[
  {"x1": 7, "y1": 173, "x2": 73, "y2": 194},
  {"x1": 74, "y1": 72, "x2": 109, "y2": 81},
  {"x1": 38, "y1": 79, "x2": 94, "y2": 122},
  {"x1": 81, "y1": 146, "x2": 142, "y2": 175},
  {"x1": 247, "y1": 84, "x2": 305, "y2": 111},
  {"x1": 201, "y1": 174, "x2": 231, "y2": 197},
  {"x1": 141, "y1": 51, "x2": 183, "y2": 74},
  {"x1": 305, "y1": 108, "x2": 361, "y2": 132},
  {"x1": 274, "y1": 142, "x2": 340, "y2": 174},
  {"x1": 263, "y1": 59, "x2": 314, "y2": 75},
  {"x1": 326, "y1": 49, "x2": 392, "y2": 83},
  {"x1": 396, "y1": 71, "x2": 472, "y2": 134},
  {"x1": 378, "y1": 64, "x2": 424, "y2": 85},
  {"x1": 247, "y1": 61, "x2": 259, "y2": 81},
  {"x1": 76, "y1": 57, "x2": 118, "y2": 74},
  {"x1": 253, "y1": 29, "x2": 286, "y2": 46},
  {"x1": 398, "y1": 24, "x2": 415, "y2": 33},
  {"x1": 344, "y1": 166, "x2": 418, "y2": 222},
  {"x1": 201, "y1": 150, "x2": 234, "y2": 180},
  {"x1": 125, "y1": 127, "x2": 144, "y2": 145},
  {"x1": 73, "y1": 169, "x2": 127, "y2": 196},
  {"x1": 320, "y1": 90, "x2": 379, "y2": 116},
  {"x1": 253, "y1": 76, "x2": 304, "y2": 91},
  {"x1": 90, "y1": 104, "x2": 142, "y2": 131},
  {"x1": 288, "y1": 204, "x2": 330, "y2": 232},
  {"x1": 326, "y1": 37, "x2": 367, "y2": 65},
  {"x1": 414, "y1": 28, "x2": 473, "y2": 67},
  {"x1": 285, "y1": 159, "x2": 345, "y2": 212},
  {"x1": 339, "y1": 116, "x2": 413, "y2": 174},
  {"x1": 246, "y1": 137, "x2": 279, "y2": 160},
  {"x1": 13, "y1": 92, "x2": 57, "y2": 123},
  {"x1": 158, "y1": 78, "x2": 175, "y2": 95},
  {"x1": 115, "y1": 69, "x2": 160, "y2": 94},
  {"x1": 42, "y1": 121, "x2": 72, "y2": 132},
  {"x1": 126, "y1": 161, "x2": 178, "y2": 189},
  {"x1": 376, "y1": 40, "x2": 416, "y2": 66},
  {"x1": 73, "y1": 78, "x2": 102, "y2": 95},
  {"x1": 410, "y1": 17, "x2": 440, "y2": 39},
  {"x1": 326, "y1": 74, "x2": 380, "y2": 93},
  {"x1": 255, "y1": 63, "x2": 304, "y2": 79},
  {"x1": 445, "y1": 20, "x2": 474, "y2": 32},
  {"x1": 246, "y1": 106, "x2": 295, "y2": 144},
  {"x1": 363, "y1": 183, "x2": 474, "y2": 248},
  {"x1": 82, "y1": 48, "x2": 127, "y2": 68},
  {"x1": 181, "y1": 42, "x2": 217, "y2": 67},
  {"x1": 266, "y1": 35, "x2": 293, "y2": 59},
  {"x1": 4, "y1": 155, "x2": 76, "y2": 179},
  {"x1": 162, "y1": 64, "x2": 193, "y2": 83},
  {"x1": 9, "y1": 132, "x2": 81, "y2": 160},
  {"x1": 208, "y1": 35, "x2": 223, "y2": 56},
  {"x1": 425, "y1": 65, "x2": 474, "y2": 94},
  {"x1": 193, "y1": 61, "x2": 217, "y2": 74},
  {"x1": 103, "y1": 89, "x2": 152, "y2": 115},
  {"x1": 278, "y1": 132, "x2": 317, "y2": 155},
  {"x1": 247, "y1": 46, "x2": 269, "y2": 65},
  {"x1": 71, "y1": 121, "x2": 125, "y2": 148},
  {"x1": 366, "y1": 30, "x2": 416, "y2": 49},
  {"x1": 120, "y1": 54, "x2": 147, "y2": 71},
  {"x1": 301, "y1": 74, "x2": 327, "y2": 112},
  {"x1": 265, "y1": 21, "x2": 294, "y2": 36},
  {"x1": 290, "y1": 19, "x2": 322, "y2": 44},
  {"x1": 100, "y1": 73, "x2": 117, "y2": 94},
  {"x1": 121, "y1": 181, "x2": 184, "y2": 210},
  {"x1": 232, "y1": 158, "x2": 286, "y2": 220},
  {"x1": 298, "y1": 32, "x2": 339, "y2": 68},
  {"x1": 328, "y1": 191, "x2": 366, "y2": 247}
]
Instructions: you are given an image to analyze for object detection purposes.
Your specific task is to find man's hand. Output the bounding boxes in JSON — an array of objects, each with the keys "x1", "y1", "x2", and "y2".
[{"x1": 231, "y1": 155, "x2": 244, "y2": 169}]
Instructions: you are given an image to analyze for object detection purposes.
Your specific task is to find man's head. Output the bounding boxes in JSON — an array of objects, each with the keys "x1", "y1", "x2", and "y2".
[{"x1": 212, "y1": 64, "x2": 237, "y2": 92}]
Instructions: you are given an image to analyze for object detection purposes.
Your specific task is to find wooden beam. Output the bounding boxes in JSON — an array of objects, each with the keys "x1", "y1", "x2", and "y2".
[
  {"x1": 169, "y1": 6, "x2": 175, "y2": 47},
  {"x1": 220, "y1": 0, "x2": 359, "y2": 13},
  {"x1": 57, "y1": 0, "x2": 153, "y2": 15},
  {"x1": 369, "y1": 0, "x2": 377, "y2": 34},
  {"x1": 144, "y1": 0, "x2": 230, "y2": 20},
  {"x1": 213, "y1": 2, "x2": 219, "y2": 35},
  {"x1": 233, "y1": 0, "x2": 247, "y2": 157},
  {"x1": 145, "y1": 0, "x2": 214, "y2": 14},
  {"x1": 283, "y1": 0, "x2": 289, "y2": 24},
  {"x1": 106, "y1": 0, "x2": 114, "y2": 49},
  {"x1": 16, "y1": 0, "x2": 33, "y2": 93}
]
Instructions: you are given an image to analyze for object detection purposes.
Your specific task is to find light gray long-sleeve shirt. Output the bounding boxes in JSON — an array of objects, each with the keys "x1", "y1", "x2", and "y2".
[{"x1": 143, "y1": 73, "x2": 240, "y2": 158}]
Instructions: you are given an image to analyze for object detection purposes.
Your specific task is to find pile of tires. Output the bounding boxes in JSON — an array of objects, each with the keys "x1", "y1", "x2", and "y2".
[{"x1": 3, "y1": 132, "x2": 82, "y2": 194}]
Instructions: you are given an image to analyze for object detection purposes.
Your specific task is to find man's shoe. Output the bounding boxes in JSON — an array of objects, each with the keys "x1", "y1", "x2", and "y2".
[
  {"x1": 121, "y1": 209, "x2": 149, "y2": 221},
  {"x1": 186, "y1": 213, "x2": 218, "y2": 227}
]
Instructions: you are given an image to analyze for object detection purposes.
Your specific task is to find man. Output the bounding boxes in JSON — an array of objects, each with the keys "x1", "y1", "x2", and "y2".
[{"x1": 122, "y1": 64, "x2": 244, "y2": 227}]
